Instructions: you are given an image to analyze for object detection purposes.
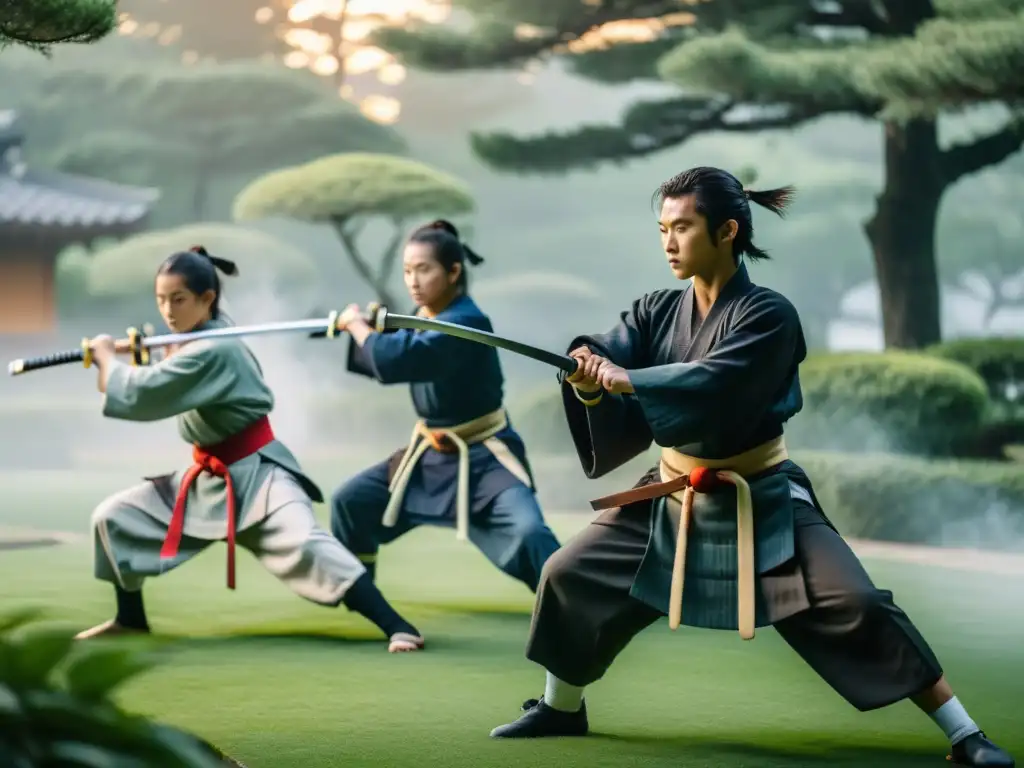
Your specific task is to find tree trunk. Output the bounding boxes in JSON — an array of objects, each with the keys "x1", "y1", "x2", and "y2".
[
  {"x1": 863, "y1": 119, "x2": 945, "y2": 349},
  {"x1": 331, "y1": 218, "x2": 401, "y2": 308}
]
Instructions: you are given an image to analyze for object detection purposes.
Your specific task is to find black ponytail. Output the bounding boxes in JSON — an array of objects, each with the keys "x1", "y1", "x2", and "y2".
[
  {"x1": 156, "y1": 244, "x2": 239, "y2": 318},
  {"x1": 655, "y1": 166, "x2": 798, "y2": 263},
  {"x1": 409, "y1": 219, "x2": 484, "y2": 290}
]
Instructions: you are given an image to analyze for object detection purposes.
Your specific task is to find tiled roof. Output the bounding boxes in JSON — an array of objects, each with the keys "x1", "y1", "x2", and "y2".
[
  {"x1": 0, "y1": 168, "x2": 160, "y2": 229},
  {"x1": 0, "y1": 109, "x2": 160, "y2": 231}
]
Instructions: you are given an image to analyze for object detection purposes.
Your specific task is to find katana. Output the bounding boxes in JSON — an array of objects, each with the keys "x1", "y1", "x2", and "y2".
[
  {"x1": 372, "y1": 306, "x2": 580, "y2": 375},
  {"x1": 6, "y1": 309, "x2": 367, "y2": 376}
]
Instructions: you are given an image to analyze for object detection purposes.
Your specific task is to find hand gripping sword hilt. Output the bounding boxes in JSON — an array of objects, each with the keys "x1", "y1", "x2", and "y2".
[{"x1": 318, "y1": 303, "x2": 383, "y2": 339}]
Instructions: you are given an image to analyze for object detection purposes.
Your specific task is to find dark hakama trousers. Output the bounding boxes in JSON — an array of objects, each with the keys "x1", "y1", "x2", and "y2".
[{"x1": 524, "y1": 501, "x2": 944, "y2": 711}]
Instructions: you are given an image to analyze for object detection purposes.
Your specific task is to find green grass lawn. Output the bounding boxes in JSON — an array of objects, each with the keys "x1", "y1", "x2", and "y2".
[{"x1": 1, "y1": 467, "x2": 1023, "y2": 767}]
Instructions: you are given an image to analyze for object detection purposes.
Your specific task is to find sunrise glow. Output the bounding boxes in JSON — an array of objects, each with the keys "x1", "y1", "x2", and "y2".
[{"x1": 113, "y1": 2, "x2": 692, "y2": 125}]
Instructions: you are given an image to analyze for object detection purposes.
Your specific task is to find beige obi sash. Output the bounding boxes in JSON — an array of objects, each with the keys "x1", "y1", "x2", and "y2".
[
  {"x1": 383, "y1": 408, "x2": 532, "y2": 540},
  {"x1": 659, "y1": 435, "x2": 789, "y2": 640}
]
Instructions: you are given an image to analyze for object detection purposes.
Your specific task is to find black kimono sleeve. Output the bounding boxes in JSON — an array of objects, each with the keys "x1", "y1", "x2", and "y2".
[
  {"x1": 627, "y1": 292, "x2": 800, "y2": 449},
  {"x1": 561, "y1": 296, "x2": 656, "y2": 478}
]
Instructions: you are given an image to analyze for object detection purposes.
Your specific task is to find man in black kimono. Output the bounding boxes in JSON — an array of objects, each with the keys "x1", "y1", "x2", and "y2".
[{"x1": 488, "y1": 167, "x2": 1014, "y2": 768}]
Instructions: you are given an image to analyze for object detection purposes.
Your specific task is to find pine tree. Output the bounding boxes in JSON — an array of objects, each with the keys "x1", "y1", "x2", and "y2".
[
  {"x1": 0, "y1": 0, "x2": 117, "y2": 52},
  {"x1": 375, "y1": 0, "x2": 1024, "y2": 349}
]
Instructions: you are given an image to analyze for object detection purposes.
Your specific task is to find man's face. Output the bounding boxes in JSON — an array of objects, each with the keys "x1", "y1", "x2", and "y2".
[{"x1": 658, "y1": 193, "x2": 735, "y2": 280}]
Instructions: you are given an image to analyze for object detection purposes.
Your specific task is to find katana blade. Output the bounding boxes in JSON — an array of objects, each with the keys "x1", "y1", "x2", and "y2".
[
  {"x1": 7, "y1": 312, "x2": 354, "y2": 376},
  {"x1": 375, "y1": 307, "x2": 579, "y2": 375}
]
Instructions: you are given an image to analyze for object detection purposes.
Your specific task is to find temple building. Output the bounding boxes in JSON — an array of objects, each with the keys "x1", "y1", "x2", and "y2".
[{"x1": 0, "y1": 109, "x2": 160, "y2": 334}]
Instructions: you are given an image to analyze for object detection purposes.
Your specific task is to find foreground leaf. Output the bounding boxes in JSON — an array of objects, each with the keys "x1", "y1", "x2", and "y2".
[
  {"x1": 62, "y1": 646, "x2": 157, "y2": 702},
  {"x1": 0, "y1": 682, "x2": 23, "y2": 720},
  {"x1": 0, "y1": 608, "x2": 46, "y2": 635},
  {"x1": 45, "y1": 740, "x2": 150, "y2": 768},
  {"x1": 4, "y1": 626, "x2": 76, "y2": 691}
]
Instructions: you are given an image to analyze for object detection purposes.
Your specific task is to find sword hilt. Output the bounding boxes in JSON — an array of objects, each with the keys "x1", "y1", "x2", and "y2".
[
  {"x1": 8, "y1": 339, "x2": 90, "y2": 376},
  {"x1": 309, "y1": 303, "x2": 382, "y2": 339},
  {"x1": 8, "y1": 323, "x2": 159, "y2": 376}
]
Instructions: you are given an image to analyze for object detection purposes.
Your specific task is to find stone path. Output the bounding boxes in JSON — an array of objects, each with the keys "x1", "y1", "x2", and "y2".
[
  {"x1": 845, "y1": 537, "x2": 1024, "y2": 576},
  {"x1": 0, "y1": 526, "x2": 84, "y2": 551}
]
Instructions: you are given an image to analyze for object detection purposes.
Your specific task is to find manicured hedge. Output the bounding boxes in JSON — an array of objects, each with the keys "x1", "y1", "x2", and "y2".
[
  {"x1": 926, "y1": 337, "x2": 1024, "y2": 403},
  {"x1": 789, "y1": 351, "x2": 990, "y2": 456},
  {"x1": 796, "y1": 450, "x2": 1024, "y2": 550},
  {"x1": 926, "y1": 337, "x2": 1024, "y2": 458}
]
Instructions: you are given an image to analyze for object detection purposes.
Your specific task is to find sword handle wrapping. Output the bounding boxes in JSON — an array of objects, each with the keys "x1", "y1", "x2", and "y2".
[{"x1": 8, "y1": 344, "x2": 86, "y2": 376}]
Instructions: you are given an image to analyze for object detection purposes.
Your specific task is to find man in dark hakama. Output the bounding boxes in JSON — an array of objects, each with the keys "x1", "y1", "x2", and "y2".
[{"x1": 488, "y1": 167, "x2": 1014, "y2": 768}]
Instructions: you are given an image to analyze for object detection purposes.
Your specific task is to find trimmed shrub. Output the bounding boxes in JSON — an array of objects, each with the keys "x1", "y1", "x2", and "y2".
[
  {"x1": 789, "y1": 351, "x2": 990, "y2": 456},
  {"x1": 926, "y1": 337, "x2": 1024, "y2": 404},
  {"x1": 926, "y1": 337, "x2": 1024, "y2": 458},
  {"x1": 796, "y1": 450, "x2": 1024, "y2": 551}
]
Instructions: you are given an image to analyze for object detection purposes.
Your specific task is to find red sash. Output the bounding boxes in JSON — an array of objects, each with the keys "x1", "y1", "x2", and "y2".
[{"x1": 159, "y1": 416, "x2": 275, "y2": 589}]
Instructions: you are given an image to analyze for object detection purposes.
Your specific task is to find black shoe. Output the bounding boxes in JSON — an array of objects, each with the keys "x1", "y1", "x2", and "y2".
[
  {"x1": 489, "y1": 697, "x2": 588, "y2": 739},
  {"x1": 949, "y1": 732, "x2": 1015, "y2": 767}
]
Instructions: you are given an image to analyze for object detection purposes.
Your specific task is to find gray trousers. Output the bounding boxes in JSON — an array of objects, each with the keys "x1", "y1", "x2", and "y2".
[
  {"x1": 525, "y1": 501, "x2": 944, "y2": 712},
  {"x1": 93, "y1": 467, "x2": 366, "y2": 605}
]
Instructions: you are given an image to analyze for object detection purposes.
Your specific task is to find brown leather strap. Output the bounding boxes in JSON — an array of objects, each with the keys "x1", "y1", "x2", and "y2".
[{"x1": 590, "y1": 475, "x2": 690, "y2": 511}]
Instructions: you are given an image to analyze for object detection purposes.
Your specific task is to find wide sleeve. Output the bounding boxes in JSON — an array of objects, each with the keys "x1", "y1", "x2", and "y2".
[
  {"x1": 627, "y1": 294, "x2": 800, "y2": 448},
  {"x1": 102, "y1": 342, "x2": 236, "y2": 422},
  {"x1": 352, "y1": 318, "x2": 485, "y2": 385},
  {"x1": 345, "y1": 334, "x2": 379, "y2": 379},
  {"x1": 561, "y1": 296, "x2": 655, "y2": 478}
]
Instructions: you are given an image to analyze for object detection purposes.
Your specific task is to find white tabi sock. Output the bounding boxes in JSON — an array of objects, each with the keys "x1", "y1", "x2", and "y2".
[
  {"x1": 929, "y1": 697, "x2": 981, "y2": 745},
  {"x1": 544, "y1": 671, "x2": 584, "y2": 713}
]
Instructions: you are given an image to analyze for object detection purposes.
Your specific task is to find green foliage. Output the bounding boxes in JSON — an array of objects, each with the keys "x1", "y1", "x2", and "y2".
[
  {"x1": 233, "y1": 152, "x2": 475, "y2": 305},
  {"x1": 854, "y1": 10, "x2": 1024, "y2": 118},
  {"x1": 799, "y1": 450, "x2": 1024, "y2": 549},
  {"x1": 656, "y1": 14, "x2": 1024, "y2": 120},
  {"x1": 47, "y1": 131, "x2": 192, "y2": 189},
  {"x1": 0, "y1": 608, "x2": 240, "y2": 766},
  {"x1": 0, "y1": 0, "x2": 116, "y2": 53},
  {"x1": 232, "y1": 152, "x2": 474, "y2": 224},
  {"x1": 79, "y1": 223, "x2": 318, "y2": 300},
  {"x1": 39, "y1": 60, "x2": 404, "y2": 166},
  {"x1": 380, "y1": 0, "x2": 1024, "y2": 354},
  {"x1": 926, "y1": 337, "x2": 1024, "y2": 401},
  {"x1": 657, "y1": 28, "x2": 868, "y2": 110},
  {"x1": 925, "y1": 337, "x2": 1024, "y2": 457},
  {"x1": 790, "y1": 351, "x2": 990, "y2": 456},
  {"x1": 21, "y1": 59, "x2": 405, "y2": 222},
  {"x1": 380, "y1": 0, "x2": 1024, "y2": 180}
]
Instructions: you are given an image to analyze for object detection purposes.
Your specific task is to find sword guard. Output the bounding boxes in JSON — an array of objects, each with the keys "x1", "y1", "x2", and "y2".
[
  {"x1": 372, "y1": 306, "x2": 388, "y2": 333},
  {"x1": 126, "y1": 326, "x2": 151, "y2": 367}
]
